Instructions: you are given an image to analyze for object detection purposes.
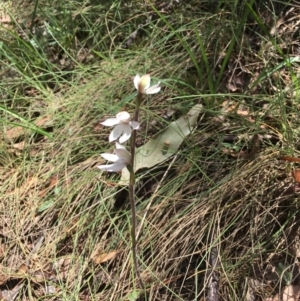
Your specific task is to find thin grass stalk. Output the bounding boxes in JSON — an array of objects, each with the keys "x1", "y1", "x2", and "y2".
[{"x1": 30, "y1": 0, "x2": 39, "y2": 34}]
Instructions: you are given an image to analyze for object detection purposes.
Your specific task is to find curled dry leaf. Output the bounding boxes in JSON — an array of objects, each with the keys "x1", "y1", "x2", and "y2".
[
  {"x1": 12, "y1": 141, "x2": 26, "y2": 151},
  {"x1": 91, "y1": 251, "x2": 120, "y2": 264},
  {"x1": 16, "y1": 264, "x2": 27, "y2": 275},
  {"x1": 91, "y1": 245, "x2": 121, "y2": 264},
  {"x1": 38, "y1": 175, "x2": 59, "y2": 197},
  {"x1": 292, "y1": 169, "x2": 300, "y2": 183},
  {"x1": 278, "y1": 157, "x2": 300, "y2": 184},
  {"x1": 237, "y1": 109, "x2": 250, "y2": 116},
  {"x1": 279, "y1": 156, "x2": 300, "y2": 163}
]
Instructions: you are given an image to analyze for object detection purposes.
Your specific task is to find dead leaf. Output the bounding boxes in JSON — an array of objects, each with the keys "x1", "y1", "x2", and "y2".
[
  {"x1": 282, "y1": 285, "x2": 300, "y2": 301},
  {"x1": 38, "y1": 175, "x2": 59, "y2": 197},
  {"x1": 44, "y1": 285, "x2": 56, "y2": 294},
  {"x1": 16, "y1": 264, "x2": 27, "y2": 275},
  {"x1": 4, "y1": 126, "x2": 25, "y2": 140},
  {"x1": 246, "y1": 278, "x2": 264, "y2": 301},
  {"x1": 3, "y1": 115, "x2": 53, "y2": 141},
  {"x1": 0, "y1": 14, "x2": 11, "y2": 24},
  {"x1": 0, "y1": 264, "x2": 29, "y2": 283},
  {"x1": 12, "y1": 141, "x2": 26, "y2": 151},
  {"x1": 226, "y1": 74, "x2": 245, "y2": 92},
  {"x1": 48, "y1": 175, "x2": 58, "y2": 188},
  {"x1": 227, "y1": 81, "x2": 239, "y2": 91},
  {"x1": 1, "y1": 284, "x2": 23, "y2": 301},
  {"x1": 0, "y1": 13, "x2": 11, "y2": 28},
  {"x1": 236, "y1": 109, "x2": 250, "y2": 116},
  {"x1": 91, "y1": 245, "x2": 121, "y2": 264},
  {"x1": 35, "y1": 115, "x2": 53, "y2": 128},
  {"x1": 265, "y1": 285, "x2": 300, "y2": 301},
  {"x1": 279, "y1": 156, "x2": 300, "y2": 163},
  {"x1": 53, "y1": 256, "x2": 72, "y2": 281},
  {"x1": 221, "y1": 100, "x2": 238, "y2": 113},
  {"x1": 292, "y1": 169, "x2": 300, "y2": 183},
  {"x1": 30, "y1": 269, "x2": 54, "y2": 283},
  {"x1": 92, "y1": 251, "x2": 120, "y2": 264},
  {"x1": 52, "y1": 255, "x2": 88, "y2": 282}
]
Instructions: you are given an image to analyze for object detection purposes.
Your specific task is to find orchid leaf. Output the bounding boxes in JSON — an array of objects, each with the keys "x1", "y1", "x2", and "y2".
[{"x1": 120, "y1": 104, "x2": 202, "y2": 184}]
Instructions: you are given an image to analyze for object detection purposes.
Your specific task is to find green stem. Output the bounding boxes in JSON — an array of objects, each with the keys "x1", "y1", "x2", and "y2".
[
  {"x1": 30, "y1": 0, "x2": 39, "y2": 34},
  {"x1": 129, "y1": 92, "x2": 144, "y2": 289}
]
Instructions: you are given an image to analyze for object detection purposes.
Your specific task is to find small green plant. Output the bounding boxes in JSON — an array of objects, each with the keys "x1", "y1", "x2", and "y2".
[{"x1": 276, "y1": 263, "x2": 293, "y2": 286}]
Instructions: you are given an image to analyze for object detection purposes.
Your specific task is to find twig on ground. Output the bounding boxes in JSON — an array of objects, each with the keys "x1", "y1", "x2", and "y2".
[
  {"x1": 122, "y1": 25, "x2": 143, "y2": 49},
  {"x1": 207, "y1": 229, "x2": 220, "y2": 301}
]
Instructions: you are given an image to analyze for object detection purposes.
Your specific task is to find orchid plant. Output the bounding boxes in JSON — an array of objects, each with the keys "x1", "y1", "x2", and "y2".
[{"x1": 97, "y1": 74, "x2": 161, "y2": 288}]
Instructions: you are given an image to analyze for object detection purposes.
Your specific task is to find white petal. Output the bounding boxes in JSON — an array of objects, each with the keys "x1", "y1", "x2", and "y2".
[
  {"x1": 109, "y1": 124, "x2": 124, "y2": 142},
  {"x1": 100, "y1": 153, "x2": 118, "y2": 162},
  {"x1": 116, "y1": 111, "x2": 131, "y2": 123},
  {"x1": 101, "y1": 118, "x2": 120, "y2": 127},
  {"x1": 116, "y1": 142, "x2": 126, "y2": 150},
  {"x1": 115, "y1": 148, "x2": 131, "y2": 163},
  {"x1": 97, "y1": 163, "x2": 116, "y2": 171},
  {"x1": 134, "y1": 74, "x2": 140, "y2": 90},
  {"x1": 97, "y1": 161, "x2": 126, "y2": 172},
  {"x1": 110, "y1": 161, "x2": 127, "y2": 171},
  {"x1": 119, "y1": 124, "x2": 132, "y2": 143},
  {"x1": 129, "y1": 121, "x2": 140, "y2": 130},
  {"x1": 140, "y1": 74, "x2": 151, "y2": 91},
  {"x1": 145, "y1": 83, "x2": 161, "y2": 94}
]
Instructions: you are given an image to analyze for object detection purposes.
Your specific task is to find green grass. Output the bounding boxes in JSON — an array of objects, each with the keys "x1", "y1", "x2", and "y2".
[{"x1": 1, "y1": 0, "x2": 300, "y2": 300}]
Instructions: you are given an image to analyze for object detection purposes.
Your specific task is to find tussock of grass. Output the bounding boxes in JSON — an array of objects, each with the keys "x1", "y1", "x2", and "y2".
[{"x1": 1, "y1": 0, "x2": 300, "y2": 300}]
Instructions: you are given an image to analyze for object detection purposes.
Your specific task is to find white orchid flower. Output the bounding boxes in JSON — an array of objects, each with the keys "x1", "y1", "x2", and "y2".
[
  {"x1": 101, "y1": 111, "x2": 140, "y2": 144},
  {"x1": 97, "y1": 143, "x2": 131, "y2": 172},
  {"x1": 134, "y1": 74, "x2": 161, "y2": 94}
]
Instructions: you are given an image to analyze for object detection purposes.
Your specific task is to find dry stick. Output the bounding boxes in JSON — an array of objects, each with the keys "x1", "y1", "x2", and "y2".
[
  {"x1": 207, "y1": 225, "x2": 220, "y2": 301},
  {"x1": 128, "y1": 93, "x2": 144, "y2": 289}
]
